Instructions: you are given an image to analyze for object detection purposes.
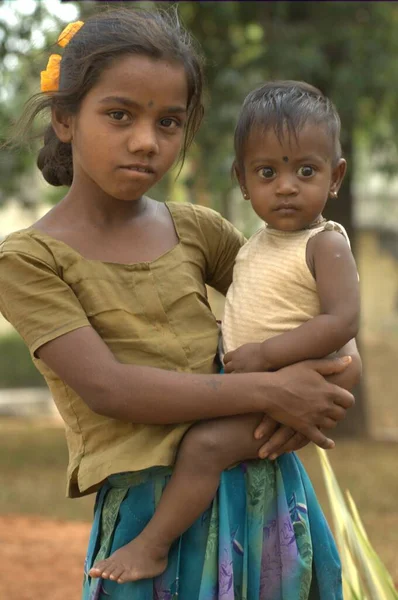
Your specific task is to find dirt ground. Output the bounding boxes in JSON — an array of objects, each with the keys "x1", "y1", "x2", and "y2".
[{"x1": 0, "y1": 514, "x2": 90, "y2": 600}]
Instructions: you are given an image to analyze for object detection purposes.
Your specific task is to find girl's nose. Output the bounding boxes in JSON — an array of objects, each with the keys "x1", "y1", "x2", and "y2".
[{"x1": 127, "y1": 121, "x2": 159, "y2": 156}]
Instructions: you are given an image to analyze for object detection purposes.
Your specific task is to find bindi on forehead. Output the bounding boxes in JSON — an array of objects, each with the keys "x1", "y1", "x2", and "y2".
[
  {"x1": 147, "y1": 100, "x2": 154, "y2": 108},
  {"x1": 282, "y1": 156, "x2": 289, "y2": 163}
]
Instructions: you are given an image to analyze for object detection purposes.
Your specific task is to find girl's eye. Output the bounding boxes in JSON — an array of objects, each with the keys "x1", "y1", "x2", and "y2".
[
  {"x1": 259, "y1": 167, "x2": 275, "y2": 179},
  {"x1": 160, "y1": 117, "x2": 180, "y2": 129},
  {"x1": 108, "y1": 111, "x2": 128, "y2": 122},
  {"x1": 298, "y1": 165, "x2": 315, "y2": 177}
]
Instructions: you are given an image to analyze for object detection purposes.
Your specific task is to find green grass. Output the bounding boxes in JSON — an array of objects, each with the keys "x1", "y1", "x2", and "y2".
[
  {"x1": 0, "y1": 419, "x2": 396, "y2": 583},
  {"x1": 0, "y1": 332, "x2": 46, "y2": 388},
  {"x1": 0, "y1": 419, "x2": 93, "y2": 520}
]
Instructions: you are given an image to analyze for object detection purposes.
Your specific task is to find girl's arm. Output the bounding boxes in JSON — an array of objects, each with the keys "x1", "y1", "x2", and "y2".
[
  {"x1": 224, "y1": 230, "x2": 360, "y2": 373},
  {"x1": 36, "y1": 324, "x2": 354, "y2": 449}
]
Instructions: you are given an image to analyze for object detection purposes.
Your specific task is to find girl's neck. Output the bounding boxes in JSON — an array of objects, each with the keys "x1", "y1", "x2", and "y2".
[{"x1": 60, "y1": 185, "x2": 150, "y2": 229}]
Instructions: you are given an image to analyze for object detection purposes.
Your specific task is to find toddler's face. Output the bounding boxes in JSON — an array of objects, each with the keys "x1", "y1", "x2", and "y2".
[{"x1": 239, "y1": 123, "x2": 345, "y2": 231}]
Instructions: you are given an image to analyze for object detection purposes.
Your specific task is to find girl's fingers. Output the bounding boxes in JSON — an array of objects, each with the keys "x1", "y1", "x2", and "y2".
[
  {"x1": 302, "y1": 426, "x2": 335, "y2": 450},
  {"x1": 310, "y1": 355, "x2": 352, "y2": 376},
  {"x1": 325, "y1": 405, "x2": 347, "y2": 422},
  {"x1": 254, "y1": 416, "x2": 279, "y2": 440},
  {"x1": 258, "y1": 426, "x2": 295, "y2": 458},
  {"x1": 319, "y1": 417, "x2": 338, "y2": 429},
  {"x1": 270, "y1": 432, "x2": 309, "y2": 458}
]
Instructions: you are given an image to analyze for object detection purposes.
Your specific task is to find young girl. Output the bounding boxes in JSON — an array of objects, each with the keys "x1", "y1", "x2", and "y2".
[
  {"x1": 0, "y1": 10, "x2": 359, "y2": 600},
  {"x1": 89, "y1": 79, "x2": 360, "y2": 595}
]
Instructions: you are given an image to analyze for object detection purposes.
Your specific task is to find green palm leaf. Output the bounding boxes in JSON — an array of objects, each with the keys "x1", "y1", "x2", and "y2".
[{"x1": 316, "y1": 448, "x2": 398, "y2": 600}]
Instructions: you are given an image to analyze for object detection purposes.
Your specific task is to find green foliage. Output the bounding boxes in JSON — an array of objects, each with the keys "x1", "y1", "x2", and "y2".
[
  {"x1": 161, "y1": 1, "x2": 398, "y2": 231},
  {"x1": 317, "y1": 448, "x2": 398, "y2": 599},
  {"x1": 0, "y1": 332, "x2": 45, "y2": 388},
  {"x1": 2, "y1": 0, "x2": 398, "y2": 216},
  {"x1": 0, "y1": 1, "x2": 74, "y2": 205}
]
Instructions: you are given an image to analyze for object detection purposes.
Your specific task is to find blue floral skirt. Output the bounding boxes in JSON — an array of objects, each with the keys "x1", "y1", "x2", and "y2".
[{"x1": 82, "y1": 454, "x2": 342, "y2": 599}]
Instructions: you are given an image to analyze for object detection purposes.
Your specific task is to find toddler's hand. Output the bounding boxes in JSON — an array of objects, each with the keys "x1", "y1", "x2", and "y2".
[{"x1": 224, "y1": 342, "x2": 270, "y2": 373}]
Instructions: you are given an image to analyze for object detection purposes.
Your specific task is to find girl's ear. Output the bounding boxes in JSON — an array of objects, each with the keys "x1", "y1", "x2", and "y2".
[
  {"x1": 330, "y1": 158, "x2": 347, "y2": 197},
  {"x1": 51, "y1": 106, "x2": 74, "y2": 143}
]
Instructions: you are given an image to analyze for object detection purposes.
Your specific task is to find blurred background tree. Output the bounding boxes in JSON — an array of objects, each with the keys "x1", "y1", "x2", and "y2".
[
  {"x1": 0, "y1": 1, "x2": 70, "y2": 205},
  {"x1": 4, "y1": 2, "x2": 398, "y2": 218}
]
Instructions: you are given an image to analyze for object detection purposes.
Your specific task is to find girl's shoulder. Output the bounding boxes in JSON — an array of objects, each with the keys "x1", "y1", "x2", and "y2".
[
  {"x1": 0, "y1": 228, "x2": 61, "y2": 270},
  {"x1": 167, "y1": 201, "x2": 225, "y2": 227},
  {"x1": 166, "y1": 201, "x2": 244, "y2": 246}
]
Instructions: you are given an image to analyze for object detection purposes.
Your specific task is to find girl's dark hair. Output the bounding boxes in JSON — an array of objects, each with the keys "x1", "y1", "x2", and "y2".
[
  {"x1": 13, "y1": 7, "x2": 204, "y2": 186},
  {"x1": 234, "y1": 80, "x2": 342, "y2": 172}
]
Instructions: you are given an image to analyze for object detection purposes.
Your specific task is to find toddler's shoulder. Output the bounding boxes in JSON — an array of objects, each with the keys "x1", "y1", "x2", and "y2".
[{"x1": 308, "y1": 220, "x2": 351, "y2": 248}]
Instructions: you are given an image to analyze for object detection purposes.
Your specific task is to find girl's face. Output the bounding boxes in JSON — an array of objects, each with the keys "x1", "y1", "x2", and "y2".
[
  {"x1": 54, "y1": 54, "x2": 188, "y2": 202},
  {"x1": 238, "y1": 123, "x2": 346, "y2": 231}
]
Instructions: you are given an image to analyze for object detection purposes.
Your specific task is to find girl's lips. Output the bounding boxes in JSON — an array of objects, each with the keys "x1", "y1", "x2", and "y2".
[
  {"x1": 121, "y1": 165, "x2": 154, "y2": 174},
  {"x1": 119, "y1": 166, "x2": 155, "y2": 179}
]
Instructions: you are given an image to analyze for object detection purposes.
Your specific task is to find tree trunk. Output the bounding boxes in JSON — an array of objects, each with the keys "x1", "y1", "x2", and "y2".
[{"x1": 324, "y1": 127, "x2": 368, "y2": 437}]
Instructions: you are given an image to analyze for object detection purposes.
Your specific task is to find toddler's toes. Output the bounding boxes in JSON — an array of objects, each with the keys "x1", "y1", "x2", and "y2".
[
  {"x1": 108, "y1": 566, "x2": 125, "y2": 581},
  {"x1": 89, "y1": 562, "x2": 106, "y2": 578}
]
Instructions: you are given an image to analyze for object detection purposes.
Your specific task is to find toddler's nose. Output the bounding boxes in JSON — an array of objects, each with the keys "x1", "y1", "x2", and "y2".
[{"x1": 276, "y1": 175, "x2": 299, "y2": 196}]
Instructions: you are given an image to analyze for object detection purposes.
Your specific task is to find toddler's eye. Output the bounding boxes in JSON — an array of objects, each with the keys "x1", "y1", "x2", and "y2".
[
  {"x1": 259, "y1": 167, "x2": 275, "y2": 179},
  {"x1": 109, "y1": 111, "x2": 128, "y2": 121},
  {"x1": 298, "y1": 165, "x2": 315, "y2": 177}
]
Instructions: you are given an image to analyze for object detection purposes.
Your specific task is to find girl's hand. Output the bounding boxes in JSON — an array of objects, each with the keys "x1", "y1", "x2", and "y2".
[
  {"x1": 252, "y1": 415, "x2": 307, "y2": 460},
  {"x1": 261, "y1": 356, "x2": 354, "y2": 449},
  {"x1": 253, "y1": 414, "x2": 280, "y2": 446},
  {"x1": 257, "y1": 425, "x2": 310, "y2": 459},
  {"x1": 253, "y1": 415, "x2": 307, "y2": 460},
  {"x1": 224, "y1": 343, "x2": 269, "y2": 373}
]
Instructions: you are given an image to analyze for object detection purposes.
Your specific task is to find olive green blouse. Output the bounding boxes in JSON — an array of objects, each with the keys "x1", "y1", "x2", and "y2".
[{"x1": 0, "y1": 202, "x2": 245, "y2": 497}]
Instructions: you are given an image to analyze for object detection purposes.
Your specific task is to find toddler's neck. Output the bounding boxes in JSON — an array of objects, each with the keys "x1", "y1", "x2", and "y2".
[{"x1": 265, "y1": 215, "x2": 326, "y2": 233}]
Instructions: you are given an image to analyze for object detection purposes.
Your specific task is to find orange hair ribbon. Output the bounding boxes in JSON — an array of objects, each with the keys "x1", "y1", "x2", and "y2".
[{"x1": 40, "y1": 21, "x2": 84, "y2": 92}]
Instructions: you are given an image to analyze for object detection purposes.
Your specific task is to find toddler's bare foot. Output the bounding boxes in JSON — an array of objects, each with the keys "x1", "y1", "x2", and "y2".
[{"x1": 88, "y1": 536, "x2": 169, "y2": 583}]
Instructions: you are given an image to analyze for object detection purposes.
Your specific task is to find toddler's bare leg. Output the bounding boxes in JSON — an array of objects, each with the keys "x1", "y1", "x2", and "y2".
[{"x1": 89, "y1": 413, "x2": 265, "y2": 583}]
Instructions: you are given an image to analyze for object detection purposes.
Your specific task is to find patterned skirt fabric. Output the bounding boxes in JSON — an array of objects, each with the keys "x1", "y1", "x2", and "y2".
[{"x1": 82, "y1": 454, "x2": 342, "y2": 600}]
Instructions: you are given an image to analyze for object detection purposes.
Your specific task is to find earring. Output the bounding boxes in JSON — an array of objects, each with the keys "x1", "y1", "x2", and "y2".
[
  {"x1": 242, "y1": 188, "x2": 250, "y2": 200},
  {"x1": 330, "y1": 191, "x2": 338, "y2": 199}
]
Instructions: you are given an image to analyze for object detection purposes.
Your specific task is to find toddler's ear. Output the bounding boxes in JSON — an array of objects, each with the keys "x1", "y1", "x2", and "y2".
[
  {"x1": 234, "y1": 163, "x2": 250, "y2": 201},
  {"x1": 241, "y1": 187, "x2": 250, "y2": 201},
  {"x1": 51, "y1": 107, "x2": 74, "y2": 143},
  {"x1": 330, "y1": 158, "x2": 347, "y2": 195}
]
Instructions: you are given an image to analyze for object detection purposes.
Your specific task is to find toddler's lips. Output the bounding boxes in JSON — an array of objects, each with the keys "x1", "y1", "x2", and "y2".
[{"x1": 274, "y1": 204, "x2": 299, "y2": 212}]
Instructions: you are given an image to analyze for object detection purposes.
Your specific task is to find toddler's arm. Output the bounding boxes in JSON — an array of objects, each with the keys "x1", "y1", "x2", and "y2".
[{"x1": 225, "y1": 230, "x2": 359, "y2": 373}]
